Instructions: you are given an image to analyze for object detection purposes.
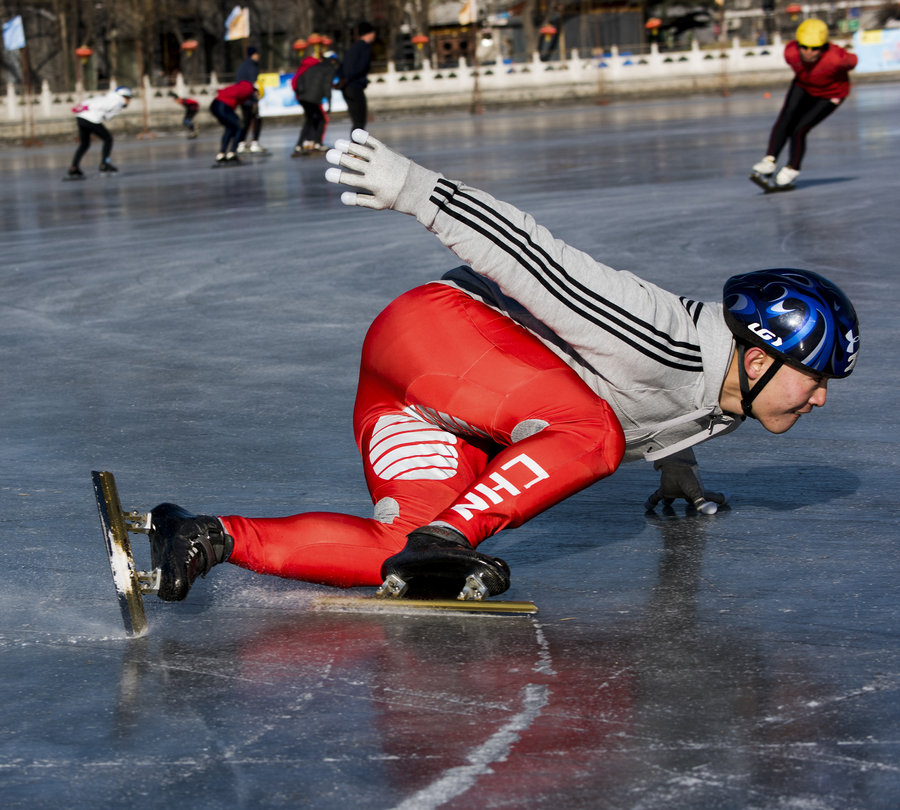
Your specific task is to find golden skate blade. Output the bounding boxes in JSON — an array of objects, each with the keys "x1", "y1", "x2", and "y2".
[{"x1": 313, "y1": 595, "x2": 538, "y2": 616}]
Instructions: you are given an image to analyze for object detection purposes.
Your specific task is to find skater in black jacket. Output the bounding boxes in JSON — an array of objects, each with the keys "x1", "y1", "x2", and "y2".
[
  {"x1": 235, "y1": 46, "x2": 265, "y2": 153},
  {"x1": 336, "y1": 22, "x2": 375, "y2": 132},
  {"x1": 292, "y1": 52, "x2": 340, "y2": 156}
]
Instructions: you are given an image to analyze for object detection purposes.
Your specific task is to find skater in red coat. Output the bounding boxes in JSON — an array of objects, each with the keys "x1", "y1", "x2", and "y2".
[
  {"x1": 751, "y1": 19, "x2": 857, "y2": 188},
  {"x1": 209, "y1": 80, "x2": 257, "y2": 165},
  {"x1": 169, "y1": 91, "x2": 200, "y2": 138}
]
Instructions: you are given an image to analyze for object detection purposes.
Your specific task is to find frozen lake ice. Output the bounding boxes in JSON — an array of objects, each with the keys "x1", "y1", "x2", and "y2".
[{"x1": 2, "y1": 84, "x2": 899, "y2": 808}]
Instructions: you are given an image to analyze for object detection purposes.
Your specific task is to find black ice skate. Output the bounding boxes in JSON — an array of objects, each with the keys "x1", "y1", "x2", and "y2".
[
  {"x1": 148, "y1": 503, "x2": 233, "y2": 601},
  {"x1": 99, "y1": 161, "x2": 118, "y2": 173},
  {"x1": 377, "y1": 526, "x2": 511, "y2": 601},
  {"x1": 92, "y1": 471, "x2": 535, "y2": 635},
  {"x1": 64, "y1": 166, "x2": 85, "y2": 181}
]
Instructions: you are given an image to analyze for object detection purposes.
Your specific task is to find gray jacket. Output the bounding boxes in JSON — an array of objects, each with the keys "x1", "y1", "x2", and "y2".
[{"x1": 393, "y1": 163, "x2": 742, "y2": 463}]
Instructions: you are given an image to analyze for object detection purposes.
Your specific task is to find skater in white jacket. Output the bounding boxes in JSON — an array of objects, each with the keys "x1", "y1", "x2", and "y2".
[
  {"x1": 145, "y1": 130, "x2": 860, "y2": 604},
  {"x1": 66, "y1": 86, "x2": 132, "y2": 179}
]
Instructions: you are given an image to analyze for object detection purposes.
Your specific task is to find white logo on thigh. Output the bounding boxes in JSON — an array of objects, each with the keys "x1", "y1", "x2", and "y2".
[
  {"x1": 369, "y1": 413, "x2": 459, "y2": 481},
  {"x1": 451, "y1": 454, "x2": 549, "y2": 521}
]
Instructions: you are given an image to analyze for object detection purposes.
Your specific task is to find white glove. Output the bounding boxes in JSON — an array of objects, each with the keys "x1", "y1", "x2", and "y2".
[
  {"x1": 645, "y1": 452, "x2": 728, "y2": 516},
  {"x1": 324, "y1": 129, "x2": 411, "y2": 210}
]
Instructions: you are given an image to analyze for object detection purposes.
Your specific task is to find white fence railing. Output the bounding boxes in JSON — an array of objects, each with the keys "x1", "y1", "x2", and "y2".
[
  {"x1": 5, "y1": 33, "x2": 869, "y2": 134},
  {"x1": 367, "y1": 37, "x2": 790, "y2": 101}
]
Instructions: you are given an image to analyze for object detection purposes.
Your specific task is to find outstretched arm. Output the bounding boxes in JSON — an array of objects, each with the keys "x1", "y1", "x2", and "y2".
[
  {"x1": 324, "y1": 130, "x2": 681, "y2": 366},
  {"x1": 325, "y1": 129, "x2": 418, "y2": 210}
]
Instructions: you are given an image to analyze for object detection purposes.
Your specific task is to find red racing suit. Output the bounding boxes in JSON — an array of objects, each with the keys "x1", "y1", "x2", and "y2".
[
  {"x1": 224, "y1": 282, "x2": 624, "y2": 586},
  {"x1": 223, "y1": 162, "x2": 738, "y2": 588}
]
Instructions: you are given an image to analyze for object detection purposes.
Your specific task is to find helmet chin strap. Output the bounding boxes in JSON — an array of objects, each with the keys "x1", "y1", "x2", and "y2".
[{"x1": 736, "y1": 343, "x2": 784, "y2": 419}]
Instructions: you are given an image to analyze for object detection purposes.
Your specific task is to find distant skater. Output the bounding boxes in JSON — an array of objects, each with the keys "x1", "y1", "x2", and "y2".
[
  {"x1": 235, "y1": 47, "x2": 265, "y2": 154},
  {"x1": 209, "y1": 80, "x2": 257, "y2": 166},
  {"x1": 751, "y1": 19, "x2": 857, "y2": 188},
  {"x1": 336, "y1": 21, "x2": 375, "y2": 132},
  {"x1": 169, "y1": 91, "x2": 200, "y2": 138},
  {"x1": 66, "y1": 86, "x2": 132, "y2": 179},
  {"x1": 293, "y1": 52, "x2": 340, "y2": 155}
]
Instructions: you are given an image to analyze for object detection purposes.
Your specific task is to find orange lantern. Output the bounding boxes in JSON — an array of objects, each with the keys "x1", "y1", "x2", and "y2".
[
  {"x1": 412, "y1": 34, "x2": 429, "y2": 50},
  {"x1": 292, "y1": 38, "x2": 308, "y2": 52},
  {"x1": 181, "y1": 39, "x2": 198, "y2": 57},
  {"x1": 539, "y1": 24, "x2": 557, "y2": 41},
  {"x1": 307, "y1": 32, "x2": 323, "y2": 56},
  {"x1": 786, "y1": 3, "x2": 802, "y2": 19},
  {"x1": 75, "y1": 45, "x2": 93, "y2": 64},
  {"x1": 645, "y1": 18, "x2": 662, "y2": 30},
  {"x1": 321, "y1": 36, "x2": 333, "y2": 47}
]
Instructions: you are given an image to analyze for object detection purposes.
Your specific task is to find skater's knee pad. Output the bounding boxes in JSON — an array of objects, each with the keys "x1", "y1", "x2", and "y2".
[
  {"x1": 511, "y1": 419, "x2": 549, "y2": 442},
  {"x1": 373, "y1": 497, "x2": 400, "y2": 524}
]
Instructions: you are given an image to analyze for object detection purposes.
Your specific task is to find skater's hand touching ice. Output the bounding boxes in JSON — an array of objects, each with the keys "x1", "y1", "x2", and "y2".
[
  {"x1": 325, "y1": 130, "x2": 411, "y2": 210},
  {"x1": 645, "y1": 451, "x2": 728, "y2": 516}
]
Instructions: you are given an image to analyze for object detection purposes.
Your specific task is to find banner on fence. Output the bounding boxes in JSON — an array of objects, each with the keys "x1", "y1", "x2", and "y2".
[
  {"x1": 3, "y1": 15, "x2": 26, "y2": 51},
  {"x1": 853, "y1": 28, "x2": 900, "y2": 74},
  {"x1": 256, "y1": 72, "x2": 348, "y2": 118}
]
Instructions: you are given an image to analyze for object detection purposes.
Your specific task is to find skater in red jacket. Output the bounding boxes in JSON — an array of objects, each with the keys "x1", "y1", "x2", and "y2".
[
  {"x1": 209, "y1": 80, "x2": 257, "y2": 165},
  {"x1": 750, "y1": 19, "x2": 857, "y2": 188}
]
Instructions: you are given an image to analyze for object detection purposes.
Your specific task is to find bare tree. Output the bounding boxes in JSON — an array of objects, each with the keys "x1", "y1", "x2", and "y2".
[{"x1": 1, "y1": 0, "x2": 394, "y2": 91}]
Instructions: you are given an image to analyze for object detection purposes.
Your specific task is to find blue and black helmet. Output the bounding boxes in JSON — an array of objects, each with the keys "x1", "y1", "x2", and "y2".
[
  {"x1": 723, "y1": 269, "x2": 859, "y2": 419},
  {"x1": 723, "y1": 268, "x2": 859, "y2": 379}
]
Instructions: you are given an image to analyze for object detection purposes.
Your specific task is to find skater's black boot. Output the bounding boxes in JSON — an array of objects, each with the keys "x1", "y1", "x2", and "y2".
[
  {"x1": 377, "y1": 525, "x2": 510, "y2": 601},
  {"x1": 148, "y1": 503, "x2": 234, "y2": 601},
  {"x1": 99, "y1": 160, "x2": 118, "y2": 173}
]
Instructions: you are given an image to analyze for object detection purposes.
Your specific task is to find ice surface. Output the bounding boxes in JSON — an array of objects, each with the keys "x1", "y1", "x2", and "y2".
[{"x1": 1, "y1": 85, "x2": 899, "y2": 808}]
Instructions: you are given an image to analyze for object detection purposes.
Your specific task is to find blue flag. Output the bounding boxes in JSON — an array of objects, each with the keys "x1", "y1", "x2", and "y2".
[{"x1": 3, "y1": 15, "x2": 26, "y2": 51}]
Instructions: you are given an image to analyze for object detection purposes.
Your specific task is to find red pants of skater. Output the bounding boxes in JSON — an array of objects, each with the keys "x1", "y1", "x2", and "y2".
[{"x1": 223, "y1": 283, "x2": 625, "y2": 587}]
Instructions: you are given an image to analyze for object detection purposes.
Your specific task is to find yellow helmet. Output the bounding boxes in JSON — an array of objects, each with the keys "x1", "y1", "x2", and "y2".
[{"x1": 796, "y1": 18, "x2": 829, "y2": 48}]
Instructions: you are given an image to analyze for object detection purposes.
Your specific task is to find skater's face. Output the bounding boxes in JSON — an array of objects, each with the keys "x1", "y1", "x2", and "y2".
[
  {"x1": 799, "y1": 44, "x2": 824, "y2": 64},
  {"x1": 749, "y1": 355, "x2": 829, "y2": 434}
]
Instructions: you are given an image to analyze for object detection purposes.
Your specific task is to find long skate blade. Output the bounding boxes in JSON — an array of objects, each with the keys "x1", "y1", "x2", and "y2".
[
  {"x1": 749, "y1": 173, "x2": 773, "y2": 192},
  {"x1": 749, "y1": 173, "x2": 796, "y2": 194},
  {"x1": 92, "y1": 471, "x2": 148, "y2": 637},
  {"x1": 313, "y1": 595, "x2": 538, "y2": 616}
]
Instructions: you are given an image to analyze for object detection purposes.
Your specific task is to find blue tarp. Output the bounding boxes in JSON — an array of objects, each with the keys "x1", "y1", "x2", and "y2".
[{"x1": 853, "y1": 28, "x2": 900, "y2": 74}]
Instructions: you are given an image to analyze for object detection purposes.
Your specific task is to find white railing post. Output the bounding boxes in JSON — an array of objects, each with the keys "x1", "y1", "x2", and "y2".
[
  {"x1": 6, "y1": 81, "x2": 18, "y2": 120},
  {"x1": 40, "y1": 80, "x2": 52, "y2": 115}
]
